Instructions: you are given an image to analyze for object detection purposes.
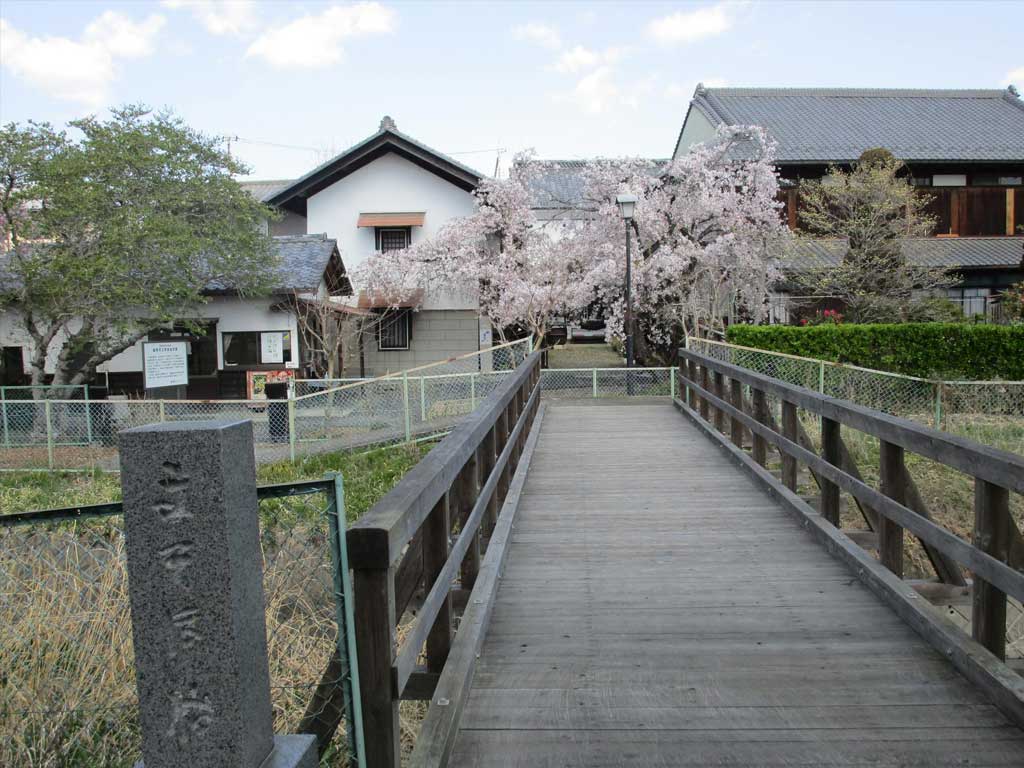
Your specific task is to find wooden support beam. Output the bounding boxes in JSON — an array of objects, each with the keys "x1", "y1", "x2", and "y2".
[
  {"x1": 781, "y1": 400, "x2": 798, "y2": 491},
  {"x1": 712, "y1": 371, "x2": 725, "y2": 433},
  {"x1": 878, "y1": 440, "x2": 905, "y2": 578},
  {"x1": 973, "y1": 479, "x2": 1010, "y2": 660},
  {"x1": 730, "y1": 379, "x2": 744, "y2": 448},
  {"x1": 699, "y1": 365, "x2": 710, "y2": 421},
  {"x1": 353, "y1": 566, "x2": 400, "y2": 767},
  {"x1": 457, "y1": 453, "x2": 481, "y2": 591},
  {"x1": 423, "y1": 493, "x2": 452, "y2": 673},
  {"x1": 751, "y1": 388, "x2": 768, "y2": 467},
  {"x1": 1008, "y1": 188, "x2": 1016, "y2": 237},
  {"x1": 820, "y1": 416, "x2": 841, "y2": 526}
]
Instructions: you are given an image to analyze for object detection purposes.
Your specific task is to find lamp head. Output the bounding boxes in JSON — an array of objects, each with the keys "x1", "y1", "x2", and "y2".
[{"x1": 615, "y1": 193, "x2": 637, "y2": 220}]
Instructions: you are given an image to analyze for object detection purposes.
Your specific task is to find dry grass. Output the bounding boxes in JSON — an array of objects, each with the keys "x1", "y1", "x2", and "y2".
[{"x1": 1, "y1": 443, "x2": 434, "y2": 767}]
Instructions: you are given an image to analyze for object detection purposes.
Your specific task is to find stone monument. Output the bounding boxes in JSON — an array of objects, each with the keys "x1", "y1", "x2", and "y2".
[{"x1": 119, "y1": 420, "x2": 316, "y2": 768}]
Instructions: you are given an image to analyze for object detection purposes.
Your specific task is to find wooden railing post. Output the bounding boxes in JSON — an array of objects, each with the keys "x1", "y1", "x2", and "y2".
[
  {"x1": 751, "y1": 388, "x2": 767, "y2": 467},
  {"x1": 457, "y1": 452, "x2": 482, "y2": 590},
  {"x1": 423, "y1": 493, "x2": 453, "y2": 672},
  {"x1": 496, "y1": 408, "x2": 511, "y2": 509},
  {"x1": 878, "y1": 440, "x2": 905, "y2": 577},
  {"x1": 699, "y1": 365, "x2": 710, "y2": 421},
  {"x1": 820, "y1": 416, "x2": 841, "y2": 526},
  {"x1": 973, "y1": 479, "x2": 1010, "y2": 660},
  {"x1": 781, "y1": 399, "x2": 798, "y2": 491},
  {"x1": 481, "y1": 425, "x2": 498, "y2": 536},
  {"x1": 353, "y1": 566, "x2": 400, "y2": 767},
  {"x1": 729, "y1": 379, "x2": 744, "y2": 448},
  {"x1": 712, "y1": 371, "x2": 725, "y2": 433}
]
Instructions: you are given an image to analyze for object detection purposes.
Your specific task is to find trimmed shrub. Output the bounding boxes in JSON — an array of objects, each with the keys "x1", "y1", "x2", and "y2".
[{"x1": 725, "y1": 323, "x2": 1024, "y2": 380}]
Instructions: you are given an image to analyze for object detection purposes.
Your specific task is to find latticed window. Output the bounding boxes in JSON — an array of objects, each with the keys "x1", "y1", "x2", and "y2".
[
  {"x1": 378, "y1": 228, "x2": 409, "y2": 252},
  {"x1": 378, "y1": 310, "x2": 411, "y2": 350}
]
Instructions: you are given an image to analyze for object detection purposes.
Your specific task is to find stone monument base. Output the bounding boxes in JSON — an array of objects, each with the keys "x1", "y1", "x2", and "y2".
[{"x1": 136, "y1": 734, "x2": 318, "y2": 768}]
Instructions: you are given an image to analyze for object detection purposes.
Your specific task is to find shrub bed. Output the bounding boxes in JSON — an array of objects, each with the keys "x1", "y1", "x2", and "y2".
[{"x1": 725, "y1": 323, "x2": 1024, "y2": 380}]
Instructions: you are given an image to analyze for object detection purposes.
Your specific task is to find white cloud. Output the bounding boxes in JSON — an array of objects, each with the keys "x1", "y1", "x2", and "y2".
[
  {"x1": 647, "y1": 4, "x2": 732, "y2": 45},
  {"x1": 0, "y1": 12, "x2": 165, "y2": 106},
  {"x1": 566, "y1": 66, "x2": 622, "y2": 114},
  {"x1": 161, "y1": 0, "x2": 258, "y2": 37},
  {"x1": 245, "y1": 3, "x2": 396, "y2": 69},
  {"x1": 513, "y1": 22, "x2": 561, "y2": 50},
  {"x1": 552, "y1": 45, "x2": 624, "y2": 74},
  {"x1": 1004, "y1": 66, "x2": 1024, "y2": 87}
]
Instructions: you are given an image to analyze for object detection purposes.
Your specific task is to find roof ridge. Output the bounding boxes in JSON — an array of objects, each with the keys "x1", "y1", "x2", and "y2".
[{"x1": 704, "y1": 87, "x2": 1010, "y2": 98}]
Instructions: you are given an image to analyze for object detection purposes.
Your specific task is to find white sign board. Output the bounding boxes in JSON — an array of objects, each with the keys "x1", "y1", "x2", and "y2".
[
  {"x1": 143, "y1": 341, "x2": 189, "y2": 389},
  {"x1": 479, "y1": 327, "x2": 493, "y2": 346},
  {"x1": 261, "y1": 332, "x2": 284, "y2": 364}
]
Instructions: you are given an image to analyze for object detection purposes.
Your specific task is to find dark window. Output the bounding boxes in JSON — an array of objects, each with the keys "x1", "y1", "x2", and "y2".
[
  {"x1": 1, "y1": 347, "x2": 26, "y2": 386},
  {"x1": 378, "y1": 310, "x2": 411, "y2": 351},
  {"x1": 222, "y1": 331, "x2": 293, "y2": 367},
  {"x1": 376, "y1": 227, "x2": 410, "y2": 252}
]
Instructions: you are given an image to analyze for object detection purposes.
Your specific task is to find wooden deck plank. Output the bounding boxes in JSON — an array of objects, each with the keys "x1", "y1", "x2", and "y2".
[{"x1": 447, "y1": 404, "x2": 1024, "y2": 766}]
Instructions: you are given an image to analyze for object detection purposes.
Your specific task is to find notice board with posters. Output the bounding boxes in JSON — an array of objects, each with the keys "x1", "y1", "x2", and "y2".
[{"x1": 143, "y1": 341, "x2": 189, "y2": 390}]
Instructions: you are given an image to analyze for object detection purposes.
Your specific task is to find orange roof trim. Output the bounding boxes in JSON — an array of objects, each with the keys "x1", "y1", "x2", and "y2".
[{"x1": 357, "y1": 212, "x2": 426, "y2": 228}]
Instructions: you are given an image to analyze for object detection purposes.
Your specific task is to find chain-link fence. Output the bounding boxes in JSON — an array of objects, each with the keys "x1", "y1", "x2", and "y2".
[
  {"x1": 0, "y1": 338, "x2": 534, "y2": 472},
  {"x1": 0, "y1": 478, "x2": 362, "y2": 768},
  {"x1": 540, "y1": 367, "x2": 676, "y2": 399},
  {"x1": 689, "y1": 337, "x2": 1024, "y2": 457}
]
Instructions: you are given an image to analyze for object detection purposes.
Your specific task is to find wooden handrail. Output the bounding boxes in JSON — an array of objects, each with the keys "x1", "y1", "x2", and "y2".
[
  {"x1": 349, "y1": 353, "x2": 542, "y2": 767},
  {"x1": 678, "y1": 349, "x2": 1024, "y2": 494},
  {"x1": 348, "y1": 352, "x2": 542, "y2": 569},
  {"x1": 677, "y1": 347, "x2": 1023, "y2": 664}
]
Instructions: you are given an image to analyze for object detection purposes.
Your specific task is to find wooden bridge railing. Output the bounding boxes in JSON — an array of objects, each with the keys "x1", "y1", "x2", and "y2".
[
  {"x1": 677, "y1": 348, "x2": 1024, "y2": 664},
  {"x1": 347, "y1": 352, "x2": 541, "y2": 767}
]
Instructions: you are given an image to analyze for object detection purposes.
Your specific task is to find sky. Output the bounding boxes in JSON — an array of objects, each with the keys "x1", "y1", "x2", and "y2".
[{"x1": 2, "y1": 0, "x2": 1023, "y2": 181}]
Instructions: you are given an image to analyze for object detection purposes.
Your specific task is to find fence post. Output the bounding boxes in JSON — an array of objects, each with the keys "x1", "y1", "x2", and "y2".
[
  {"x1": 44, "y1": 399, "x2": 54, "y2": 470},
  {"x1": 401, "y1": 372, "x2": 411, "y2": 443},
  {"x1": 83, "y1": 385, "x2": 93, "y2": 444},
  {"x1": 878, "y1": 440, "x2": 906, "y2": 577},
  {"x1": 592, "y1": 368, "x2": 598, "y2": 398},
  {"x1": 781, "y1": 399, "x2": 798, "y2": 491},
  {"x1": 288, "y1": 397, "x2": 297, "y2": 462},
  {"x1": 818, "y1": 361, "x2": 826, "y2": 394},
  {"x1": 420, "y1": 376, "x2": 427, "y2": 422},
  {"x1": 118, "y1": 420, "x2": 317, "y2": 768},
  {"x1": 159, "y1": 401, "x2": 166, "y2": 423},
  {"x1": 933, "y1": 381, "x2": 944, "y2": 429},
  {"x1": 1, "y1": 387, "x2": 8, "y2": 448},
  {"x1": 751, "y1": 388, "x2": 767, "y2": 466},
  {"x1": 670, "y1": 367, "x2": 676, "y2": 399},
  {"x1": 820, "y1": 416, "x2": 841, "y2": 526},
  {"x1": 471, "y1": 372, "x2": 477, "y2": 410}
]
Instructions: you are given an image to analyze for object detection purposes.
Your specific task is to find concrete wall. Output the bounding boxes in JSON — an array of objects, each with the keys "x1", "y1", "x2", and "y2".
[
  {"x1": 344, "y1": 309, "x2": 486, "y2": 377},
  {"x1": 305, "y1": 152, "x2": 478, "y2": 310}
]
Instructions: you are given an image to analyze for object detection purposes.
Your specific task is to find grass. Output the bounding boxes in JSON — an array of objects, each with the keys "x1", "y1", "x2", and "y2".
[
  {"x1": 0, "y1": 440, "x2": 435, "y2": 767},
  {"x1": 545, "y1": 342, "x2": 624, "y2": 369}
]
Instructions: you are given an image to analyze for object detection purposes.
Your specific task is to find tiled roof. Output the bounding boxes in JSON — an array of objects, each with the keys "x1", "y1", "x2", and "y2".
[
  {"x1": 681, "y1": 87, "x2": 1024, "y2": 163},
  {"x1": 239, "y1": 179, "x2": 294, "y2": 202},
  {"x1": 270, "y1": 234, "x2": 346, "y2": 293},
  {"x1": 521, "y1": 159, "x2": 668, "y2": 219},
  {"x1": 784, "y1": 236, "x2": 1024, "y2": 272}
]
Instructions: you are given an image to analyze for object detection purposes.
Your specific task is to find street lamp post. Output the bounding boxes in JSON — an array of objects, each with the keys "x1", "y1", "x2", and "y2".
[{"x1": 616, "y1": 194, "x2": 637, "y2": 386}]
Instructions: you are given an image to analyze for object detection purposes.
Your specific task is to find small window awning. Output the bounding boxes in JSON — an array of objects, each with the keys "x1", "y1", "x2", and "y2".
[{"x1": 357, "y1": 212, "x2": 426, "y2": 228}]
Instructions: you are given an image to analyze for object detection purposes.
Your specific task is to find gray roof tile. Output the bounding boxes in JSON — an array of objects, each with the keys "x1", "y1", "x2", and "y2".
[
  {"x1": 521, "y1": 159, "x2": 668, "y2": 218},
  {"x1": 239, "y1": 179, "x2": 294, "y2": 202},
  {"x1": 685, "y1": 87, "x2": 1024, "y2": 163},
  {"x1": 784, "y1": 236, "x2": 1024, "y2": 271}
]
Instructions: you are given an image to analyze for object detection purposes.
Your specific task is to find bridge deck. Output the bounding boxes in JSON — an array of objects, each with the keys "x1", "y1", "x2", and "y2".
[{"x1": 448, "y1": 403, "x2": 1024, "y2": 766}]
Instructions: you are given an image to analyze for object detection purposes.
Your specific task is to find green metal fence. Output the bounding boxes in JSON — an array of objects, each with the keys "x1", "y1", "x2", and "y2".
[
  {"x1": 540, "y1": 367, "x2": 677, "y2": 399},
  {"x1": 0, "y1": 476, "x2": 364, "y2": 768}
]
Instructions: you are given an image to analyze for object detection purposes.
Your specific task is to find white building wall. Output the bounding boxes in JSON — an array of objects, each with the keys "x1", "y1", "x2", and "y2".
[
  {"x1": 673, "y1": 107, "x2": 719, "y2": 160},
  {"x1": 0, "y1": 297, "x2": 298, "y2": 376},
  {"x1": 305, "y1": 153, "x2": 479, "y2": 310}
]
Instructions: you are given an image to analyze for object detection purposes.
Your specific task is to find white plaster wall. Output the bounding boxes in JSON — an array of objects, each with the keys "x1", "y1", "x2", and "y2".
[
  {"x1": 674, "y1": 107, "x2": 719, "y2": 160},
  {"x1": 306, "y1": 152, "x2": 478, "y2": 310}
]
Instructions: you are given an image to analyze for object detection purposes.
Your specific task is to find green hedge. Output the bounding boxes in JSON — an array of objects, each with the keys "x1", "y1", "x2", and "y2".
[{"x1": 724, "y1": 323, "x2": 1024, "y2": 380}]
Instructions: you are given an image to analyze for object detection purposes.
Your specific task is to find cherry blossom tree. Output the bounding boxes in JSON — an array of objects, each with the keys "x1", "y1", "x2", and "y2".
[{"x1": 357, "y1": 127, "x2": 788, "y2": 364}]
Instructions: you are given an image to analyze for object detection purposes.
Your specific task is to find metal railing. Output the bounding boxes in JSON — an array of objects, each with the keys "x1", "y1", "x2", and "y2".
[
  {"x1": 0, "y1": 476, "x2": 364, "y2": 767},
  {"x1": 0, "y1": 338, "x2": 534, "y2": 472},
  {"x1": 689, "y1": 337, "x2": 1024, "y2": 457},
  {"x1": 539, "y1": 367, "x2": 677, "y2": 399}
]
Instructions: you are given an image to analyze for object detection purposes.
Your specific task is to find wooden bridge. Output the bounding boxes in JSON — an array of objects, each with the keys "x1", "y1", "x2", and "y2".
[{"x1": 341, "y1": 350, "x2": 1024, "y2": 767}]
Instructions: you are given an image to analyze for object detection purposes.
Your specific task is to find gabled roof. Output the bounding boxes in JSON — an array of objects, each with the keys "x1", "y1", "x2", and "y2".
[
  {"x1": 676, "y1": 86, "x2": 1024, "y2": 164},
  {"x1": 266, "y1": 117, "x2": 484, "y2": 215},
  {"x1": 784, "y1": 236, "x2": 1024, "y2": 272}
]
